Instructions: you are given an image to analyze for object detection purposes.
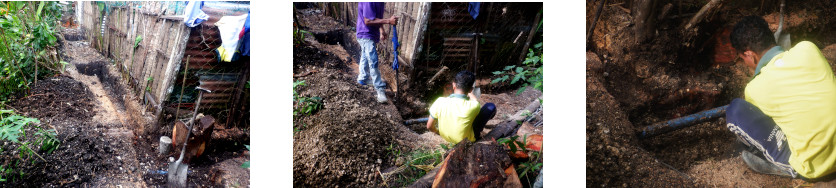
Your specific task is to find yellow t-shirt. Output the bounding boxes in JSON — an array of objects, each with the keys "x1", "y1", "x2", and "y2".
[
  {"x1": 745, "y1": 41, "x2": 836, "y2": 178},
  {"x1": 429, "y1": 94, "x2": 481, "y2": 144}
]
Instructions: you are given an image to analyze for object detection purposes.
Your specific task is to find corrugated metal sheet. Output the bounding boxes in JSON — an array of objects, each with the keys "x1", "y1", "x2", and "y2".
[{"x1": 174, "y1": 4, "x2": 249, "y2": 110}]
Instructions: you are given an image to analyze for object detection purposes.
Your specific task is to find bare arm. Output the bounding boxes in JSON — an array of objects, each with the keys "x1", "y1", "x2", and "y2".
[
  {"x1": 468, "y1": 91, "x2": 481, "y2": 104},
  {"x1": 426, "y1": 116, "x2": 438, "y2": 134},
  {"x1": 363, "y1": 15, "x2": 398, "y2": 26}
]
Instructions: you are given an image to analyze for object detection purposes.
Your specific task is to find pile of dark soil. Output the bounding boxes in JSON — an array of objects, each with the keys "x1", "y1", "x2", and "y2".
[
  {"x1": 8, "y1": 76, "x2": 97, "y2": 125},
  {"x1": 293, "y1": 42, "x2": 410, "y2": 187},
  {"x1": 2, "y1": 76, "x2": 119, "y2": 187}
]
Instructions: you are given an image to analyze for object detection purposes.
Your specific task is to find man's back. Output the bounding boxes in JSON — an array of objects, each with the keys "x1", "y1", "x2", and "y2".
[
  {"x1": 745, "y1": 41, "x2": 836, "y2": 178},
  {"x1": 430, "y1": 94, "x2": 481, "y2": 144}
]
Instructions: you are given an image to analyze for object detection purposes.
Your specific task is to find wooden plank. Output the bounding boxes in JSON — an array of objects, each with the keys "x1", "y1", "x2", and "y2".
[
  {"x1": 156, "y1": 23, "x2": 190, "y2": 120},
  {"x1": 130, "y1": 15, "x2": 143, "y2": 79},
  {"x1": 398, "y1": 3, "x2": 407, "y2": 60},
  {"x1": 126, "y1": 9, "x2": 136, "y2": 78},
  {"x1": 136, "y1": 14, "x2": 151, "y2": 79},
  {"x1": 403, "y1": 3, "x2": 413, "y2": 62},
  {"x1": 406, "y1": 2, "x2": 416, "y2": 63},
  {"x1": 133, "y1": 14, "x2": 145, "y2": 79},
  {"x1": 411, "y1": 2, "x2": 431, "y2": 72},
  {"x1": 152, "y1": 21, "x2": 175, "y2": 96},
  {"x1": 140, "y1": 18, "x2": 164, "y2": 95}
]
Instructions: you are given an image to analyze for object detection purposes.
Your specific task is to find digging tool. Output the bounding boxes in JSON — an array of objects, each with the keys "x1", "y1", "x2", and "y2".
[
  {"x1": 168, "y1": 86, "x2": 212, "y2": 187},
  {"x1": 774, "y1": 0, "x2": 791, "y2": 50},
  {"x1": 638, "y1": 105, "x2": 728, "y2": 139},
  {"x1": 392, "y1": 25, "x2": 400, "y2": 102}
]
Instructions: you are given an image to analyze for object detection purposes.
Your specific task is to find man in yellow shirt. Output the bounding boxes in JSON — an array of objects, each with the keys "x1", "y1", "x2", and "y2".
[
  {"x1": 426, "y1": 71, "x2": 496, "y2": 144},
  {"x1": 727, "y1": 16, "x2": 836, "y2": 179}
]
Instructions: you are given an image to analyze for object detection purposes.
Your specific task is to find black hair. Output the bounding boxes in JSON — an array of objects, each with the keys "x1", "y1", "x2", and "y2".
[
  {"x1": 730, "y1": 16, "x2": 776, "y2": 53},
  {"x1": 454, "y1": 71, "x2": 475, "y2": 93}
]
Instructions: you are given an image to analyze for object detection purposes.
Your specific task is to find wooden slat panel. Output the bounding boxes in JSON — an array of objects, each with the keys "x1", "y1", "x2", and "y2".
[
  {"x1": 404, "y1": 3, "x2": 416, "y2": 63},
  {"x1": 141, "y1": 18, "x2": 164, "y2": 95},
  {"x1": 153, "y1": 21, "x2": 176, "y2": 96}
]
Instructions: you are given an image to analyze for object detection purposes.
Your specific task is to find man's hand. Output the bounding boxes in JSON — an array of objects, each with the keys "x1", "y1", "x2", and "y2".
[
  {"x1": 380, "y1": 28, "x2": 388, "y2": 41},
  {"x1": 426, "y1": 117, "x2": 438, "y2": 134},
  {"x1": 389, "y1": 16, "x2": 399, "y2": 25}
]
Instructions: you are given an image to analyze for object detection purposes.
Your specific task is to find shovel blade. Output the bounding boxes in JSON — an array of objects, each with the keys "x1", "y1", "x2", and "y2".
[{"x1": 167, "y1": 161, "x2": 189, "y2": 187}]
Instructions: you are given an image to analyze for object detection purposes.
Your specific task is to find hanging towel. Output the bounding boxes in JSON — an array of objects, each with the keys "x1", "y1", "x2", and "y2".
[
  {"x1": 215, "y1": 14, "x2": 248, "y2": 62},
  {"x1": 184, "y1": 1, "x2": 209, "y2": 27},
  {"x1": 468, "y1": 2, "x2": 480, "y2": 20}
]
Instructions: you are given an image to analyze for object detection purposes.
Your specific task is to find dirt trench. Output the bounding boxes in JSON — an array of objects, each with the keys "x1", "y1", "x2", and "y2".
[{"x1": 586, "y1": 0, "x2": 836, "y2": 187}]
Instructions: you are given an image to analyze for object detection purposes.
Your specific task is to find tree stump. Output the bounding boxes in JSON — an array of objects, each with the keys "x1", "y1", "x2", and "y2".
[
  {"x1": 172, "y1": 115, "x2": 216, "y2": 162},
  {"x1": 431, "y1": 140, "x2": 522, "y2": 188}
]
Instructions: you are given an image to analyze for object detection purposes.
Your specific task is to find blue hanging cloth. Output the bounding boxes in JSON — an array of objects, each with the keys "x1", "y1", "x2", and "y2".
[
  {"x1": 184, "y1": 1, "x2": 209, "y2": 27},
  {"x1": 468, "y1": 2, "x2": 480, "y2": 20},
  {"x1": 391, "y1": 25, "x2": 399, "y2": 71}
]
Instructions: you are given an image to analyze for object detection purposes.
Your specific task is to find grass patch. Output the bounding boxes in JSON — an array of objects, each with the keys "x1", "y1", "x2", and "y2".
[{"x1": 383, "y1": 144, "x2": 448, "y2": 187}]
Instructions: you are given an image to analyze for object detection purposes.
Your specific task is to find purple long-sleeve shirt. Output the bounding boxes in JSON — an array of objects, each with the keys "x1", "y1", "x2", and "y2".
[{"x1": 356, "y1": 2, "x2": 385, "y2": 43}]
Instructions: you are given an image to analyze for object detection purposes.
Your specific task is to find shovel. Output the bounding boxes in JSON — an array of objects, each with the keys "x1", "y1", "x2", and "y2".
[
  {"x1": 392, "y1": 25, "x2": 400, "y2": 102},
  {"x1": 167, "y1": 86, "x2": 211, "y2": 187},
  {"x1": 774, "y1": 0, "x2": 791, "y2": 50}
]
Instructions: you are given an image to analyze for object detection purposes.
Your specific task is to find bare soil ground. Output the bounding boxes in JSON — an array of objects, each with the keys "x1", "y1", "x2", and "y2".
[
  {"x1": 0, "y1": 27, "x2": 249, "y2": 187},
  {"x1": 293, "y1": 6, "x2": 543, "y2": 187},
  {"x1": 587, "y1": 0, "x2": 836, "y2": 187}
]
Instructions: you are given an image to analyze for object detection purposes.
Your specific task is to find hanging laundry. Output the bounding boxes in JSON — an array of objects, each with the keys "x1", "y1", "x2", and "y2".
[
  {"x1": 238, "y1": 13, "x2": 250, "y2": 57},
  {"x1": 468, "y1": 2, "x2": 480, "y2": 20},
  {"x1": 233, "y1": 30, "x2": 250, "y2": 60},
  {"x1": 214, "y1": 14, "x2": 248, "y2": 62},
  {"x1": 184, "y1": 1, "x2": 209, "y2": 27},
  {"x1": 239, "y1": 12, "x2": 250, "y2": 39}
]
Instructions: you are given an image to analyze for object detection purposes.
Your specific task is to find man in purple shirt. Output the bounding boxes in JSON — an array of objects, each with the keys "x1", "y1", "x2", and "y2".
[{"x1": 356, "y1": 2, "x2": 398, "y2": 103}]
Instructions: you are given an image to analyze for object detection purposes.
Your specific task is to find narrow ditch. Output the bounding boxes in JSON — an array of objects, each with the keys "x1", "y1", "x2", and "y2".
[{"x1": 76, "y1": 60, "x2": 128, "y2": 110}]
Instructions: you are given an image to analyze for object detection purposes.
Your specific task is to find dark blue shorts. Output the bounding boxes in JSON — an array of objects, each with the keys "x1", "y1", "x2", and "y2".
[{"x1": 726, "y1": 98, "x2": 796, "y2": 177}]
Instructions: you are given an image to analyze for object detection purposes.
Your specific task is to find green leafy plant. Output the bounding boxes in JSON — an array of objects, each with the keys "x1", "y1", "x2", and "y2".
[
  {"x1": 145, "y1": 76, "x2": 154, "y2": 91},
  {"x1": 491, "y1": 42, "x2": 543, "y2": 95},
  {"x1": 439, "y1": 143, "x2": 454, "y2": 151},
  {"x1": 292, "y1": 80, "x2": 322, "y2": 116},
  {"x1": 518, "y1": 151, "x2": 542, "y2": 183},
  {"x1": 292, "y1": 80, "x2": 321, "y2": 135},
  {"x1": 293, "y1": 22, "x2": 311, "y2": 46},
  {"x1": 498, "y1": 134, "x2": 542, "y2": 186},
  {"x1": 0, "y1": 1, "x2": 63, "y2": 99},
  {"x1": 134, "y1": 35, "x2": 143, "y2": 49},
  {"x1": 241, "y1": 145, "x2": 250, "y2": 168},
  {"x1": 386, "y1": 143, "x2": 402, "y2": 157},
  {"x1": 0, "y1": 110, "x2": 59, "y2": 182},
  {"x1": 296, "y1": 96, "x2": 322, "y2": 115},
  {"x1": 497, "y1": 135, "x2": 527, "y2": 154}
]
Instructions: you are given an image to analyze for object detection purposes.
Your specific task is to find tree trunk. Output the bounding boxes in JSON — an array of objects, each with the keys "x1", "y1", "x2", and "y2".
[
  {"x1": 632, "y1": 0, "x2": 658, "y2": 43},
  {"x1": 483, "y1": 96, "x2": 542, "y2": 141}
]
